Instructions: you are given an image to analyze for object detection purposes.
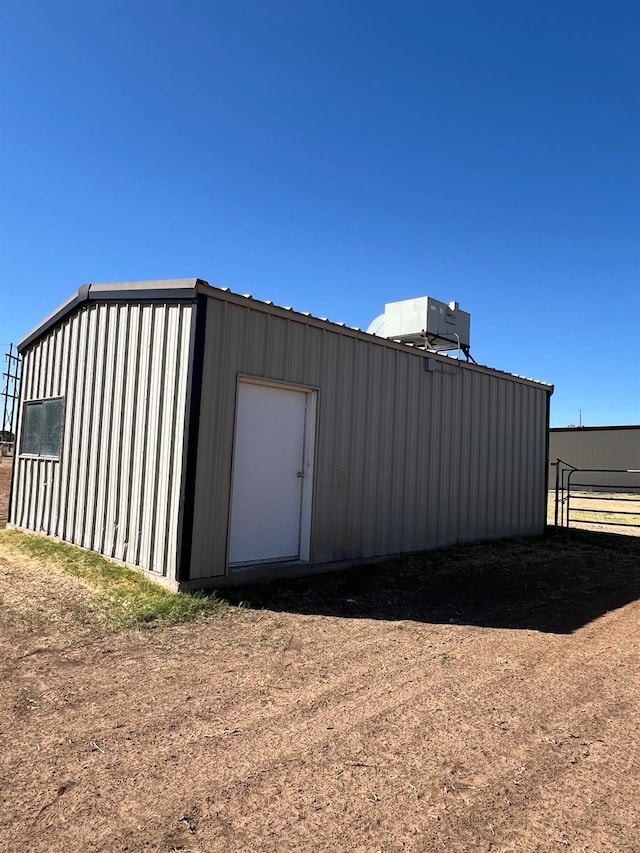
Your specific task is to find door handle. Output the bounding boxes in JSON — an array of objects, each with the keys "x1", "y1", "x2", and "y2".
[{"x1": 297, "y1": 471, "x2": 304, "y2": 478}]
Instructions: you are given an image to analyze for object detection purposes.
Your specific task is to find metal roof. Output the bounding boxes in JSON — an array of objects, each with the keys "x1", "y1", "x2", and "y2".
[
  {"x1": 550, "y1": 425, "x2": 640, "y2": 432},
  {"x1": 18, "y1": 278, "x2": 553, "y2": 392},
  {"x1": 18, "y1": 279, "x2": 204, "y2": 350}
]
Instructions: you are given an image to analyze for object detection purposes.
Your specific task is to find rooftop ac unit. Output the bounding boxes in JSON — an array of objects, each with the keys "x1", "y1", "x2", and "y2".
[{"x1": 367, "y1": 296, "x2": 471, "y2": 354}]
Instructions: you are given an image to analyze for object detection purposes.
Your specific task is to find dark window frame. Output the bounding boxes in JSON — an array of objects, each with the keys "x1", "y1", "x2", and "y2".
[{"x1": 20, "y1": 397, "x2": 65, "y2": 460}]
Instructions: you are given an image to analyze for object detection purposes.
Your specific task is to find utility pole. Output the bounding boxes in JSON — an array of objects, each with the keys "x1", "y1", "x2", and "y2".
[{"x1": 1, "y1": 344, "x2": 22, "y2": 456}]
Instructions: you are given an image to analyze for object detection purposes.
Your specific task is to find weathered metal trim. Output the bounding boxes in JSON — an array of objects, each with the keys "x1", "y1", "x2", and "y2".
[
  {"x1": 544, "y1": 388, "x2": 551, "y2": 517},
  {"x1": 176, "y1": 293, "x2": 208, "y2": 583},
  {"x1": 18, "y1": 279, "x2": 205, "y2": 352}
]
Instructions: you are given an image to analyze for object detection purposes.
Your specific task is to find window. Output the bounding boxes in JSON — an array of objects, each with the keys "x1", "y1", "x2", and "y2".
[{"x1": 21, "y1": 398, "x2": 64, "y2": 458}]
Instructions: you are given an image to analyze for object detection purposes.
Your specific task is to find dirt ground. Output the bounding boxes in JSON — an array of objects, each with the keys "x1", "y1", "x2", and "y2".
[{"x1": 1, "y1": 463, "x2": 640, "y2": 852}]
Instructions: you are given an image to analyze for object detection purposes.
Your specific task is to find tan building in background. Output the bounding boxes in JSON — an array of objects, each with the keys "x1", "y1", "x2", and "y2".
[{"x1": 549, "y1": 426, "x2": 640, "y2": 490}]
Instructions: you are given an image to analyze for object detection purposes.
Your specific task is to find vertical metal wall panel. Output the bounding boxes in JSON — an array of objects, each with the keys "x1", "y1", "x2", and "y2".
[
  {"x1": 154, "y1": 305, "x2": 184, "y2": 574},
  {"x1": 110, "y1": 304, "x2": 133, "y2": 560},
  {"x1": 9, "y1": 301, "x2": 194, "y2": 580},
  {"x1": 189, "y1": 296, "x2": 550, "y2": 579},
  {"x1": 72, "y1": 307, "x2": 95, "y2": 546},
  {"x1": 100, "y1": 306, "x2": 124, "y2": 555},
  {"x1": 126, "y1": 305, "x2": 151, "y2": 563},
  {"x1": 137, "y1": 306, "x2": 160, "y2": 568},
  {"x1": 163, "y1": 304, "x2": 192, "y2": 577},
  {"x1": 63, "y1": 310, "x2": 88, "y2": 542},
  {"x1": 91, "y1": 305, "x2": 115, "y2": 552},
  {"x1": 48, "y1": 321, "x2": 69, "y2": 536},
  {"x1": 113, "y1": 303, "x2": 141, "y2": 564},
  {"x1": 34, "y1": 338, "x2": 48, "y2": 533},
  {"x1": 82, "y1": 304, "x2": 105, "y2": 549}
]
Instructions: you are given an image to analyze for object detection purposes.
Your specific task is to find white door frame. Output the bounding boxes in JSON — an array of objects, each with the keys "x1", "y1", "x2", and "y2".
[{"x1": 227, "y1": 376, "x2": 317, "y2": 569}]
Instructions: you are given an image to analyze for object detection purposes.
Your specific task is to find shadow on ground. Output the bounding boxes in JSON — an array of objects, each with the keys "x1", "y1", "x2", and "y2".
[{"x1": 220, "y1": 529, "x2": 640, "y2": 634}]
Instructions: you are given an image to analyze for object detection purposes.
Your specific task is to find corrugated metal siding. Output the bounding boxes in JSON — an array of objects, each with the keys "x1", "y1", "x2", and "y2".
[
  {"x1": 189, "y1": 296, "x2": 549, "y2": 579},
  {"x1": 549, "y1": 428, "x2": 640, "y2": 489},
  {"x1": 10, "y1": 302, "x2": 194, "y2": 579}
]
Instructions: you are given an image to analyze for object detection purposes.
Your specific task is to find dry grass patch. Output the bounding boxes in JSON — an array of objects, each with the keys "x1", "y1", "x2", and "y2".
[
  {"x1": 547, "y1": 489, "x2": 640, "y2": 534},
  {"x1": 0, "y1": 529, "x2": 229, "y2": 629}
]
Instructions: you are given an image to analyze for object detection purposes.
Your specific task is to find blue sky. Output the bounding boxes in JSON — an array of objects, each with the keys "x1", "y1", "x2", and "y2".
[{"x1": 1, "y1": 0, "x2": 638, "y2": 426}]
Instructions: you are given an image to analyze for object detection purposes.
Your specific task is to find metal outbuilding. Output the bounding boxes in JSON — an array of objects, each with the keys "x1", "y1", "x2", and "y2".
[
  {"x1": 9, "y1": 279, "x2": 553, "y2": 589},
  {"x1": 549, "y1": 425, "x2": 640, "y2": 490}
]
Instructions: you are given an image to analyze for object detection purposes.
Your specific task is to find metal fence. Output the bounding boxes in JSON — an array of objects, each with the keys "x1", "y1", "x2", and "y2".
[
  {"x1": 552, "y1": 458, "x2": 640, "y2": 532},
  {"x1": 1, "y1": 344, "x2": 21, "y2": 457}
]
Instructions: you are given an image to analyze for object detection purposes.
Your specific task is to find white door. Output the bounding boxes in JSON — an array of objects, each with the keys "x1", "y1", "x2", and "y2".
[{"x1": 228, "y1": 381, "x2": 315, "y2": 566}]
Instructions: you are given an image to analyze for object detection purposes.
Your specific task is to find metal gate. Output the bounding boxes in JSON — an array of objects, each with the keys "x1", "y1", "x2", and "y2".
[{"x1": 552, "y1": 458, "x2": 640, "y2": 531}]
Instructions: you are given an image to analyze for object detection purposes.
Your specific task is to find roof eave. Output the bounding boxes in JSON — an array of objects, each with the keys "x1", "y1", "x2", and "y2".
[{"x1": 18, "y1": 279, "x2": 207, "y2": 352}]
